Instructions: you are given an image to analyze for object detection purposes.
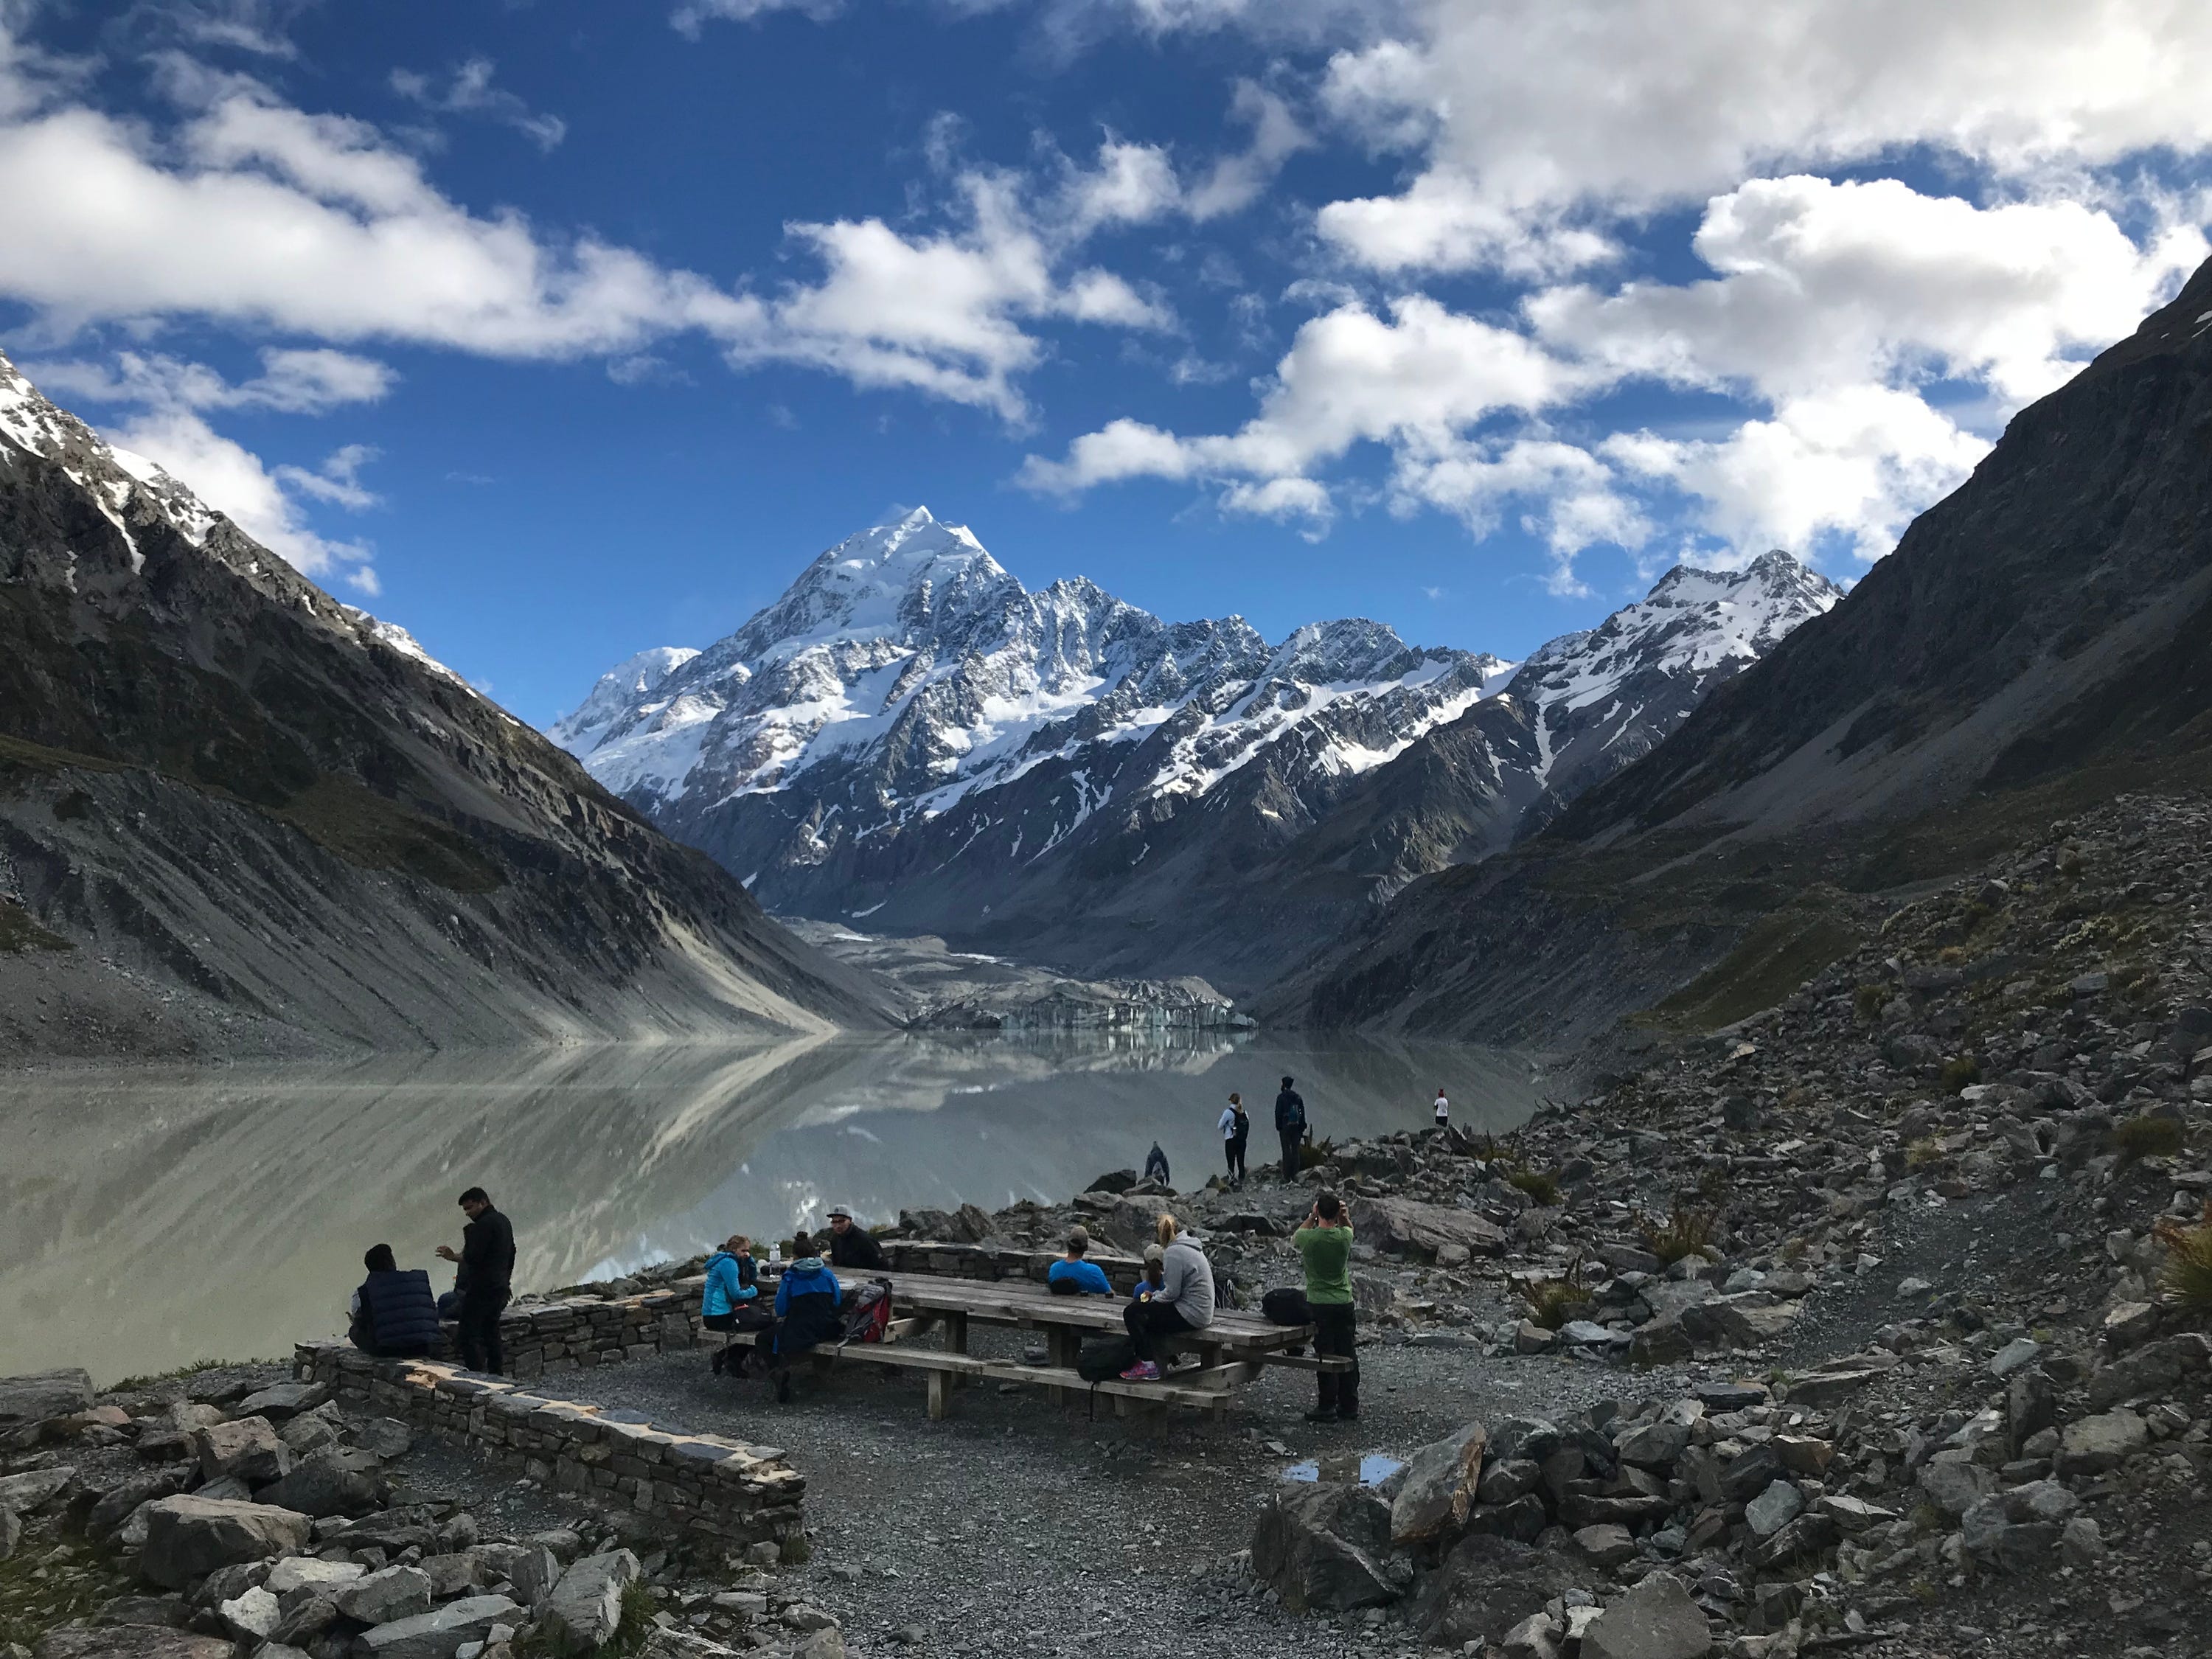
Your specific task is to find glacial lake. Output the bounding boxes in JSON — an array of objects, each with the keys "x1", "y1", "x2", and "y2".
[{"x1": 0, "y1": 1034, "x2": 1552, "y2": 1382}]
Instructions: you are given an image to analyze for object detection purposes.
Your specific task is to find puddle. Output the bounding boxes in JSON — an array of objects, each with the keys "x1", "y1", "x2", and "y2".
[{"x1": 1282, "y1": 1453, "x2": 1405, "y2": 1487}]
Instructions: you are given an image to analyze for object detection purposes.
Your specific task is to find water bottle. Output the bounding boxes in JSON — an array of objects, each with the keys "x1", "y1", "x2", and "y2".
[{"x1": 769, "y1": 1241, "x2": 782, "y2": 1267}]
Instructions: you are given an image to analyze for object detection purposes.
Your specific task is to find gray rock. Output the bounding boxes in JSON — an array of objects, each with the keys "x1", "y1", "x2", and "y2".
[
  {"x1": 1614, "y1": 1419, "x2": 1691, "y2": 1470},
  {"x1": 1744, "y1": 1480, "x2": 1804, "y2": 1539},
  {"x1": 2059, "y1": 1516, "x2": 2106, "y2": 1566},
  {"x1": 1916, "y1": 1458, "x2": 1996, "y2": 1518},
  {"x1": 1961, "y1": 1480, "x2": 2079, "y2": 1572},
  {"x1": 97, "y1": 1596, "x2": 189, "y2": 1628},
  {"x1": 277, "y1": 1409, "x2": 342, "y2": 1459},
  {"x1": 1476, "y1": 1458, "x2": 1541, "y2": 1506},
  {"x1": 1465, "y1": 1493, "x2": 1550, "y2": 1543},
  {"x1": 139, "y1": 1497, "x2": 313, "y2": 1591},
  {"x1": 1779, "y1": 1366, "x2": 1882, "y2": 1407},
  {"x1": 0, "y1": 1467, "x2": 74, "y2": 1513},
  {"x1": 1390, "y1": 1423, "x2": 1486, "y2": 1545},
  {"x1": 351, "y1": 1596, "x2": 521, "y2": 1659},
  {"x1": 1815, "y1": 1495, "x2": 1896, "y2": 1535},
  {"x1": 1573, "y1": 1523, "x2": 1638, "y2": 1568},
  {"x1": 234, "y1": 1385, "x2": 330, "y2": 1423},
  {"x1": 218, "y1": 1587, "x2": 283, "y2": 1642},
  {"x1": 2006, "y1": 1367, "x2": 2057, "y2": 1453},
  {"x1": 1580, "y1": 1573, "x2": 1712, "y2": 1659},
  {"x1": 334, "y1": 1568, "x2": 434, "y2": 1627},
  {"x1": 542, "y1": 1551, "x2": 641, "y2": 1649},
  {"x1": 0, "y1": 1369, "x2": 94, "y2": 1436},
  {"x1": 34, "y1": 1627, "x2": 233, "y2": 1659},
  {"x1": 1717, "y1": 1441, "x2": 1781, "y2": 1504},
  {"x1": 1500, "y1": 1612, "x2": 1564, "y2": 1659},
  {"x1": 2056, "y1": 1409, "x2": 2149, "y2": 1475},
  {"x1": 1987, "y1": 1337, "x2": 2042, "y2": 1379},
  {"x1": 1, "y1": 1503, "x2": 18, "y2": 1561},
  {"x1": 417, "y1": 1556, "x2": 487, "y2": 1601},
  {"x1": 1250, "y1": 1487, "x2": 1395, "y2": 1615},
  {"x1": 258, "y1": 1450, "x2": 386, "y2": 1520},
  {"x1": 1412, "y1": 1534, "x2": 1582, "y2": 1649},
  {"x1": 88, "y1": 1472, "x2": 182, "y2": 1540},
  {"x1": 506, "y1": 1547, "x2": 560, "y2": 1609},
  {"x1": 192, "y1": 1419, "x2": 291, "y2": 1486},
  {"x1": 1750, "y1": 1512, "x2": 1840, "y2": 1570},
  {"x1": 193, "y1": 1478, "x2": 251, "y2": 1504},
  {"x1": 344, "y1": 1420, "x2": 414, "y2": 1462},
  {"x1": 265, "y1": 1560, "x2": 365, "y2": 1599}
]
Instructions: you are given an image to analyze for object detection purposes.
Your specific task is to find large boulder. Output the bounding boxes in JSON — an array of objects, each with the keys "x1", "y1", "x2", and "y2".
[
  {"x1": 1916, "y1": 1458, "x2": 1996, "y2": 1519},
  {"x1": 543, "y1": 1549, "x2": 642, "y2": 1648},
  {"x1": 258, "y1": 1447, "x2": 387, "y2": 1518},
  {"x1": 1391, "y1": 1423, "x2": 1486, "y2": 1545},
  {"x1": 0, "y1": 1369, "x2": 94, "y2": 1438},
  {"x1": 351, "y1": 1595, "x2": 521, "y2": 1659},
  {"x1": 138, "y1": 1496, "x2": 312, "y2": 1590},
  {"x1": 1250, "y1": 1484, "x2": 1397, "y2": 1614},
  {"x1": 2056, "y1": 1409, "x2": 2149, "y2": 1476},
  {"x1": 0, "y1": 1466, "x2": 76, "y2": 1513},
  {"x1": 86, "y1": 1472, "x2": 184, "y2": 1540},
  {"x1": 34, "y1": 1627, "x2": 233, "y2": 1659},
  {"x1": 1962, "y1": 1480, "x2": 2079, "y2": 1573},
  {"x1": 265, "y1": 1558, "x2": 366, "y2": 1599},
  {"x1": 1412, "y1": 1534, "x2": 1581, "y2": 1649},
  {"x1": 192, "y1": 1418, "x2": 291, "y2": 1486},
  {"x1": 1580, "y1": 1573, "x2": 1713, "y2": 1659},
  {"x1": 234, "y1": 1383, "x2": 330, "y2": 1422},
  {"x1": 1349, "y1": 1197, "x2": 1506, "y2": 1261}
]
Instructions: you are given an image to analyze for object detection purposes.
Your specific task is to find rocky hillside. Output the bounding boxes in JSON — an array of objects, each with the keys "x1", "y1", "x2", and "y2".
[
  {"x1": 0, "y1": 354, "x2": 888, "y2": 1059},
  {"x1": 556, "y1": 512, "x2": 1833, "y2": 992},
  {"x1": 1284, "y1": 252, "x2": 2212, "y2": 1043}
]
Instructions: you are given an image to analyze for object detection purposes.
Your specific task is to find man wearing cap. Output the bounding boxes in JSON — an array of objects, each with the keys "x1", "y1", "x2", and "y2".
[
  {"x1": 824, "y1": 1206, "x2": 886, "y2": 1271},
  {"x1": 1046, "y1": 1226, "x2": 1113, "y2": 1295}
]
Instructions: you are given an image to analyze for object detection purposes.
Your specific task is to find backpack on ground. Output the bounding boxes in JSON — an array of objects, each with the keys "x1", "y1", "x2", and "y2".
[
  {"x1": 1262, "y1": 1287, "x2": 1312, "y2": 1326},
  {"x1": 1077, "y1": 1335, "x2": 1135, "y2": 1382},
  {"x1": 842, "y1": 1278, "x2": 894, "y2": 1343}
]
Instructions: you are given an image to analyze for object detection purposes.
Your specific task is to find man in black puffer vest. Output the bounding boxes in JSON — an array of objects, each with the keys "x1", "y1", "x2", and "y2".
[{"x1": 349, "y1": 1244, "x2": 442, "y2": 1358}]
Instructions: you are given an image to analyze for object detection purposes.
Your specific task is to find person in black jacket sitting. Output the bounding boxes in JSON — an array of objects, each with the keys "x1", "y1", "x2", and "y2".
[
  {"x1": 436, "y1": 1186, "x2": 515, "y2": 1374},
  {"x1": 824, "y1": 1206, "x2": 886, "y2": 1271},
  {"x1": 349, "y1": 1244, "x2": 442, "y2": 1358}
]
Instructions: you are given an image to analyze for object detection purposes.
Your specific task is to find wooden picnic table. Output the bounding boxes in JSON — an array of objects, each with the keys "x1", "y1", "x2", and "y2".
[{"x1": 713, "y1": 1267, "x2": 1343, "y2": 1421}]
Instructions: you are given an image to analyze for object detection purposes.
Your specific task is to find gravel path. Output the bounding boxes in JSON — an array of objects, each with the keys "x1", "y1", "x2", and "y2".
[{"x1": 554, "y1": 1324, "x2": 1731, "y2": 1657}]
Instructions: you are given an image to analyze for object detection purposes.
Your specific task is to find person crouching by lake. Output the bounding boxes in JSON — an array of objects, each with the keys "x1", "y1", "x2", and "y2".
[
  {"x1": 1120, "y1": 1215, "x2": 1214, "y2": 1382},
  {"x1": 703, "y1": 1234, "x2": 769, "y2": 1377},
  {"x1": 768, "y1": 1231, "x2": 844, "y2": 1403},
  {"x1": 348, "y1": 1244, "x2": 441, "y2": 1359},
  {"x1": 1294, "y1": 1192, "x2": 1358, "y2": 1422}
]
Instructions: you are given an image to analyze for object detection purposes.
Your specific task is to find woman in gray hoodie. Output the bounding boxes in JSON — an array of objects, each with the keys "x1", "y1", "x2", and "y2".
[{"x1": 1120, "y1": 1214, "x2": 1214, "y2": 1381}]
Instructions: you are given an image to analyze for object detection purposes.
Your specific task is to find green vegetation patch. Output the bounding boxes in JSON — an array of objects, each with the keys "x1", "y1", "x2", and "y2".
[
  {"x1": 0, "y1": 1528, "x2": 133, "y2": 1651},
  {"x1": 268, "y1": 776, "x2": 504, "y2": 894},
  {"x1": 1646, "y1": 902, "x2": 1863, "y2": 1032},
  {"x1": 0, "y1": 900, "x2": 72, "y2": 954}
]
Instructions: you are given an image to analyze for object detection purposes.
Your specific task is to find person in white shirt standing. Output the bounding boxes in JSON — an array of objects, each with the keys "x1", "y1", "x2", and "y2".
[
  {"x1": 1433, "y1": 1087, "x2": 1450, "y2": 1130},
  {"x1": 1217, "y1": 1092, "x2": 1251, "y2": 1189}
]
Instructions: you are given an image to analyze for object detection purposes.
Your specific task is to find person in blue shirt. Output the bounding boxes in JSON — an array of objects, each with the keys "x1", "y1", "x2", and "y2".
[
  {"x1": 1046, "y1": 1226, "x2": 1113, "y2": 1295},
  {"x1": 768, "y1": 1231, "x2": 843, "y2": 1403},
  {"x1": 701, "y1": 1235, "x2": 765, "y2": 1377}
]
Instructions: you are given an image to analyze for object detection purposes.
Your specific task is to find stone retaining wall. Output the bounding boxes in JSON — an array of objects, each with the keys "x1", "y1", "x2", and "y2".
[
  {"x1": 292, "y1": 1342, "x2": 806, "y2": 1555},
  {"x1": 871, "y1": 1239, "x2": 1148, "y2": 1292}
]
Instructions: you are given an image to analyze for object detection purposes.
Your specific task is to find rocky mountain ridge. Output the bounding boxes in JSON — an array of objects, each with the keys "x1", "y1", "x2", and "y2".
[
  {"x1": 555, "y1": 512, "x2": 1836, "y2": 990},
  {"x1": 0, "y1": 352, "x2": 888, "y2": 1058}
]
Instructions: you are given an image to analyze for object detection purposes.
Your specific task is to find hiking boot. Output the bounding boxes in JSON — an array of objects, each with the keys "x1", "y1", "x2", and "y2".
[
  {"x1": 709, "y1": 1349, "x2": 724, "y2": 1376},
  {"x1": 773, "y1": 1369, "x2": 793, "y2": 1403},
  {"x1": 1336, "y1": 1408, "x2": 1360, "y2": 1421},
  {"x1": 1304, "y1": 1407, "x2": 1339, "y2": 1423},
  {"x1": 1119, "y1": 1360, "x2": 1162, "y2": 1382}
]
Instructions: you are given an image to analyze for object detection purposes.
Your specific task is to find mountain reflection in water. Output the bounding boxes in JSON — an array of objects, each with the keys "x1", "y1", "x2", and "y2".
[{"x1": 0, "y1": 1033, "x2": 1551, "y2": 1382}]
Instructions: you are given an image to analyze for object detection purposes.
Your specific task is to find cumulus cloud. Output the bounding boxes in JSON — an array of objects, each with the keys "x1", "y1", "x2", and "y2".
[
  {"x1": 669, "y1": 0, "x2": 844, "y2": 36},
  {"x1": 1316, "y1": 0, "x2": 2212, "y2": 275},
  {"x1": 390, "y1": 57, "x2": 567, "y2": 152}
]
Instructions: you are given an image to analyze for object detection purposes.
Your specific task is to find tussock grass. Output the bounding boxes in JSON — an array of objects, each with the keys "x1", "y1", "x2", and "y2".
[
  {"x1": 1639, "y1": 1203, "x2": 1719, "y2": 1265},
  {"x1": 2112, "y1": 1116, "x2": 2186, "y2": 1162},
  {"x1": 1506, "y1": 1166, "x2": 1562, "y2": 1206},
  {"x1": 2155, "y1": 1200, "x2": 2212, "y2": 1310},
  {"x1": 1938, "y1": 1056, "x2": 1981, "y2": 1094}
]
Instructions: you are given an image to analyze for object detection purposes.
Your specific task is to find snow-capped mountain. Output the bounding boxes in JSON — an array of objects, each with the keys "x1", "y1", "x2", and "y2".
[{"x1": 557, "y1": 510, "x2": 1837, "y2": 988}]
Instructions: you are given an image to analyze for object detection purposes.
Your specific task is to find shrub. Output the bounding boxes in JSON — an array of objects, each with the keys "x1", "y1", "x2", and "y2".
[
  {"x1": 1938, "y1": 1056, "x2": 1981, "y2": 1093},
  {"x1": 1298, "y1": 1136, "x2": 1335, "y2": 1171},
  {"x1": 2155, "y1": 1203, "x2": 2212, "y2": 1310},
  {"x1": 2112, "y1": 1116, "x2": 2186, "y2": 1162},
  {"x1": 1905, "y1": 1135, "x2": 1944, "y2": 1172},
  {"x1": 1507, "y1": 1166, "x2": 1562, "y2": 1206},
  {"x1": 1523, "y1": 1254, "x2": 1593, "y2": 1329},
  {"x1": 1853, "y1": 984, "x2": 1888, "y2": 1023},
  {"x1": 1639, "y1": 1203, "x2": 1718, "y2": 1265}
]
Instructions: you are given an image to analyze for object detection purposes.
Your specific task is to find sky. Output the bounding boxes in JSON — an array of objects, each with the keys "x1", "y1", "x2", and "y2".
[{"x1": 4, "y1": 0, "x2": 2211, "y2": 725}]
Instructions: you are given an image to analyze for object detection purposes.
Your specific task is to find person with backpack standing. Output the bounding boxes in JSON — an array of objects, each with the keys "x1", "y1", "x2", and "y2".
[
  {"x1": 1274, "y1": 1076, "x2": 1307, "y2": 1183},
  {"x1": 1217, "y1": 1093, "x2": 1251, "y2": 1188},
  {"x1": 1293, "y1": 1192, "x2": 1358, "y2": 1422}
]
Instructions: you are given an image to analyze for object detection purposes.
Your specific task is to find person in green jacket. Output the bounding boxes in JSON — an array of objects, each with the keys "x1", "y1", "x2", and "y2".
[{"x1": 1292, "y1": 1191, "x2": 1358, "y2": 1422}]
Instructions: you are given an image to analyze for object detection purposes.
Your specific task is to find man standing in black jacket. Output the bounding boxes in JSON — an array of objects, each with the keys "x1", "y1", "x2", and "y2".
[
  {"x1": 1274, "y1": 1076, "x2": 1307, "y2": 1184},
  {"x1": 437, "y1": 1186, "x2": 515, "y2": 1374}
]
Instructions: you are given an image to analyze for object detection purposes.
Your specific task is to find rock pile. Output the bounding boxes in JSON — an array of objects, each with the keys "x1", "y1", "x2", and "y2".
[{"x1": 0, "y1": 1368, "x2": 844, "y2": 1659}]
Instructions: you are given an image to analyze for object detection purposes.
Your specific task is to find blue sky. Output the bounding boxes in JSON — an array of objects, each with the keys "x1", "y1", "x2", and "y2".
[{"x1": 4, "y1": 1, "x2": 2211, "y2": 724}]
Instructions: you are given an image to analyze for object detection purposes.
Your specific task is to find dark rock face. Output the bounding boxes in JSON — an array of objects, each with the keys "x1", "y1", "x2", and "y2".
[
  {"x1": 1249, "y1": 1484, "x2": 1399, "y2": 1613},
  {"x1": 0, "y1": 355, "x2": 887, "y2": 1058},
  {"x1": 1285, "y1": 252, "x2": 2212, "y2": 1042},
  {"x1": 1410, "y1": 1534, "x2": 1581, "y2": 1648}
]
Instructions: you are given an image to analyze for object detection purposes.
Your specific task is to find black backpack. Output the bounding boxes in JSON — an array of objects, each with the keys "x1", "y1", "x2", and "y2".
[
  {"x1": 1262, "y1": 1287, "x2": 1312, "y2": 1326},
  {"x1": 1077, "y1": 1335, "x2": 1135, "y2": 1382}
]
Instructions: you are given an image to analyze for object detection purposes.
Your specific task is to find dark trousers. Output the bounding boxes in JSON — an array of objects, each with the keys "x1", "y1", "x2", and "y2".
[
  {"x1": 456, "y1": 1288, "x2": 509, "y2": 1374},
  {"x1": 1123, "y1": 1298, "x2": 1196, "y2": 1363},
  {"x1": 1225, "y1": 1135, "x2": 1248, "y2": 1183},
  {"x1": 1311, "y1": 1301, "x2": 1358, "y2": 1416},
  {"x1": 1279, "y1": 1127, "x2": 1304, "y2": 1182}
]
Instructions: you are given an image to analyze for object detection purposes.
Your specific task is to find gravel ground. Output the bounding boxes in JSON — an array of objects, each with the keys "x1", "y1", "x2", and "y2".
[{"x1": 552, "y1": 1324, "x2": 1730, "y2": 1657}]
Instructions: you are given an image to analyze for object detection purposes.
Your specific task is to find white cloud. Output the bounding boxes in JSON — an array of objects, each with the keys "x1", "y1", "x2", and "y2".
[
  {"x1": 108, "y1": 408, "x2": 380, "y2": 591},
  {"x1": 669, "y1": 0, "x2": 844, "y2": 36},
  {"x1": 1183, "y1": 82, "x2": 1311, "y2": 220},
  {"x1": 30, "y1": 347, "x2": 395, "y2": 414},
  {"x1": 390, "y1": 57, "x2": 566, "y2": 153},
  {"x1": 1316, "y1": 0, "x2": 2212, "y2": 275}
]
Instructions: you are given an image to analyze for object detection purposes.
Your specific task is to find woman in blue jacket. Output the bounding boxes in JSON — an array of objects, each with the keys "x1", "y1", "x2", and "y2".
[
  {"x1": 768, "y1": 1231, "x2": 843, "y2": 1402},
  {"x1": 701, "y1": 1235, "x2": 765, "y2": 1377}
]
